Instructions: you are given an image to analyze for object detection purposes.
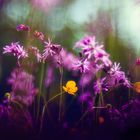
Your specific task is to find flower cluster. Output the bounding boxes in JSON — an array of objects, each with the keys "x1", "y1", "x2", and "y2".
[
  {"x1": 3, "y1": 42, "x2": 28, "y2": 60},
  {"x1": 8, "y1": 69, "x2": 38, "y2": 106},
  {"x1": 1, "y1": 24, "x2": 134, "y2": 135},
  {"x1": 107, "y1": 62, "x2": 131, "y2": 88},
  {"x1": 42, "y1": 38, "x2": 62, "y2": 61},
  {"x1": 74, "y1": 35, "x2": 112, "y2": 74},
  {"x1": 93, "y1": 77, "x2": 109, "y2": 95}
]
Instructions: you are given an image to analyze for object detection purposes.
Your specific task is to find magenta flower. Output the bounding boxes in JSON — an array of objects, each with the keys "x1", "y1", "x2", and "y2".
[
  {"x1": 93, "y1": 45, "x2": 112, "y2": 67},
  {"x1": 42, "y1": 38, "x2": 62, "y2": 61},
  {"x1": 75, "y1": 35, "x2": 96, "y2": 49},
  {"x1": 74, "y1": 35, "x2": 112, "y2": 67},
  {"x1": 8, "y1": 69, "x2": 38, "y2": 106},
  {"x1": 73, "y1": 58, "x2": 90, "y2": 73},
  {"x1": 3, "y1": 42, "x2": 28, "y2": 59},
  {"x1": 16, "y1": 24, "x2": 30, "y2": 31},
  {"x1": 93, "y1": 77, "x2": 109, "y2": 95},
  {"x1": 136, "y1": 58, "x2": 140, "y2": 65},
  {"x1": 107, "y1": 62, "x2": 131, "y2": 88}
]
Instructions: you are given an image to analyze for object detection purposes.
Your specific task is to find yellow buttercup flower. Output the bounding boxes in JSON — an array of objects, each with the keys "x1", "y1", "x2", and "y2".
[
  {"x1": 134, "y1": 82, "x2": 140, "y2": 93},
  {"x1": 63, "y1": 80, "x2": 78, "y2": 95}
]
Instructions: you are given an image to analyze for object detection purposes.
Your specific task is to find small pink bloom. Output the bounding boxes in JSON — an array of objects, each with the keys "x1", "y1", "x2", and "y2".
[{"x1": 16, "y1": 24, "x2": 30, "y2": 31}]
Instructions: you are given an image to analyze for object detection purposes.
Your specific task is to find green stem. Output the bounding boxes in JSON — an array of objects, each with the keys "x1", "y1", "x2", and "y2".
[
  {"x1": 37, "y1": 63, "x2": 45, "y2": 122},
  {"x1": 59, "y1": 67, "x2": 63, "y2": 122},
  {"x1": 39, "y1": 92, "x2": 64, "y2": 132}
]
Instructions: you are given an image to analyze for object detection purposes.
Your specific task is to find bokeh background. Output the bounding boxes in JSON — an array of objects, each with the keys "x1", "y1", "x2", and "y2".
[{"x1": 0, "y1": 0, "x2": 140, "y2": 95}]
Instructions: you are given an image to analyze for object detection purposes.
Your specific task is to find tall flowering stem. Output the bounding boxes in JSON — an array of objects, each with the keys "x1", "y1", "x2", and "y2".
[
  {"x1": 37, "y1": 63, "x2": 45, "y2": 122},
  {"x1": 59, "y1": 67, "x2": 63, "y2": 122},
  {"x1": 40, "y1": 92, "x2": 65, "y2": 133}
]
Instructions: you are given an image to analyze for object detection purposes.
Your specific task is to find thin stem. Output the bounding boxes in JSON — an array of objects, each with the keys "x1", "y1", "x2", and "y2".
[
  {"x1": 39, "y1": 92, "x2": 64, "y2": 133},
  {"x1": 59, "y1": 67, "x2": 63, "y2": 122},
  {"x1": 11, "y1": 100, "x2": 23, "y2": 109},
  {"x1": 76, "y1": 106, "x2": 107, "y2": 126},
  {"x1": 36, "y1": 63, "x2": 45, "y2": 122}
]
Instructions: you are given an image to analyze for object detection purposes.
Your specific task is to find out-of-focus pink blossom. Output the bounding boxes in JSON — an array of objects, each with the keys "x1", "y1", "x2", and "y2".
[
  {"x1": 3, "y1": 42, "x2": 28, "y2": 59},
  {"x1": 32, "y1": 0, "x2": 63, "y2": 13},
  {"x1": 45, "y1": 66, "x2": 54, "y2": 87},
  {"x1": 16, "y1": 24, "x2": 30, "y2": 32},
  {"x1": 75, "y1": 35, "x2": 96, "y2": 49},
  {"x1": 136, "y1": 58, "x2": 140, "y2": 65},
  {"x1": 79, "y1": 73, "x2": 93, "y2": 87},
  {"x1": 59, "y1": 49, "x2": 78, "y2": 71},
  {"x1": 8, "y1": 69, "x2": 38, "y2": 106}
]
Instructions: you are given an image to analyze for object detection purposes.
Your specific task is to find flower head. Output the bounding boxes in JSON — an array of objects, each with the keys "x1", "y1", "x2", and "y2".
[
  {"x1": 93, "y1": 77, "x2": 109, "y2": 95},
  {"x1": 74, "y1": 35, "x2": 112, "y2": 67},
  {"x1": 73, "y1": 58, "x2": 90, "y2": 73},
  {"x1": 63, "y1": 80, "x2": 78, "y2": 95},
  {"x1": 42, "y1": 38, "x2": 62, "y2": 61},
  {"x1": 107, "y1": 62, "x2": 131, "y2": 88},
  {"x1": 3, "y1": 42, "x2": 28, "y2": 59},
  {"x1": 16, "y1": 24, "x2": 30, "y2": 31},
  {"x1": 75, "y1": 35, "x2": 96, "y2": 49}
]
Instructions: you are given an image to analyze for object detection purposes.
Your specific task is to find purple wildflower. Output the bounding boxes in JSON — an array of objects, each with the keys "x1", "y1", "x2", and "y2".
[
  {"x1": 74, "y1": 35, "x2": 112, "y2": 67},
  {"x1": 42, "y1": 38, "x2": 62, "y2": 61},
  {"x1": 73, "y1": 58, "x2": 90, "y2": 73},
  {"x1": 8, "y1": 69, "x2": 38, "y2": 106},
  {"x1": 93, "y1": 44, "x2": 112, "y2": 67},
  {"x1": 16, "y1": 24, "x2": 30, "y2": 31},
  {"x1": 107, "y1": 62, "x2": 131, "y2": 88},
  {"x1": 75, "y1": 35, "x2": 96, "y2": 49},
  {"x1": 93, "y1": 77, "x2": 109, "y2": 95},
  {"x1": 3, "y1": 42, "x2": 28, "y2": 59}
]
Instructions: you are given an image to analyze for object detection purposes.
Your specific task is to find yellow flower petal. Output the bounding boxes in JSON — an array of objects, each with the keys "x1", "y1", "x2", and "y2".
[
  {"x1": 63, "y1": 80, "x2": 78, "y2": 95},
  {"x1": 63, "y1": 86, "x2": 68, "y2": 92},
  {"x1": 134, "y1": 82, "x2": 140, "y2": 93}
]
